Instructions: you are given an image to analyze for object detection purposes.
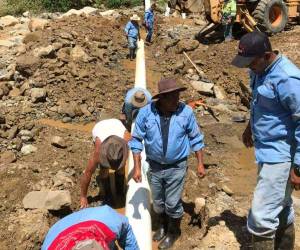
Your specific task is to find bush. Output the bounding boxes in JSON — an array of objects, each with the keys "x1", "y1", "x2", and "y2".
[
  {"x1": 0, "y1": 0, "x2": 143, "y2": 16},
  {"x1": 41, "y1": 0, "x2": 91, "y2": 12},
  {"x1": 0, "y1": 0, "x2": 44, "y2": 16},
  {"x1": 95, "y1": 0, "x2": 141, "y2": 8}
]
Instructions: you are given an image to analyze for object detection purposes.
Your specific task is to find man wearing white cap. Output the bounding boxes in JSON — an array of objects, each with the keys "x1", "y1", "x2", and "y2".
[
  {"x1": 80, "y1": 119, "x2": 131, "y2": 208},
  {"x1": 122, "y1": 87, "x2": 152, "y2": 130},
  {"x1": 124, "y1": 14, "x2": 141, "y2": 60}
]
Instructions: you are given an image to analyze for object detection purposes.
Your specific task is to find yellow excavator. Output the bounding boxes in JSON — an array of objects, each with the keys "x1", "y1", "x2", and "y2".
[{"x1": 169, "y1": 0, "x2": 300, "y2": 36}]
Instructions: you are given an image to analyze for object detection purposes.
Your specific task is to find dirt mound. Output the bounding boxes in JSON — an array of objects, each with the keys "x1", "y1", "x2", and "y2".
[{"x1": 10, "y1": 14, "x2": 135, "y2": 124}]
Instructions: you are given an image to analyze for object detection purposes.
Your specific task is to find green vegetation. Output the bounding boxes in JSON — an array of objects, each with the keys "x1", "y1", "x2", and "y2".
[{"x1": 0, "y1": 0, "x2": 143, "y2": 16}]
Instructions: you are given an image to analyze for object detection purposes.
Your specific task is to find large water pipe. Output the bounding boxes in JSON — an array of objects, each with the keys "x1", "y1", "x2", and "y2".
[
  {"x1": 125, "y1": 39, "x2": 152, "y2": 250},
  {"x1": 145, "y1": 0, "x2": 151, "y2": 11}
]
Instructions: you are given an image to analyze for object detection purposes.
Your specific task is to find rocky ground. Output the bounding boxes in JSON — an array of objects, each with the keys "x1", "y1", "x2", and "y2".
[{"x1": 0, "y1": 6, "x2": 300, "y2": 250}]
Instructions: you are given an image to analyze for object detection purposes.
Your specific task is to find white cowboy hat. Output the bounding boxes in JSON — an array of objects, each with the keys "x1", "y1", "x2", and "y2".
[{"x1": 130, "y1": 14, "x2": 141, "y2": 21}]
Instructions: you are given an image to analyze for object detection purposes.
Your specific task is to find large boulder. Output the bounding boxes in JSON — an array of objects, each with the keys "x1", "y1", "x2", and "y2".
[
  {"x1": 30, "y1": 88, "x2": 47, "y2": 103},
  {"x1": 0, "y1": 151, "x2": 17, "y2": 165},
  {"x1": 28, "y1": 18, "x2": 48, "y2": 32},
  {"x1": 58, "y1": 103, "x2": 76, "y2": 118},
  {"x1": 62, "y1": 6, "x2": 99, "y2": 18},
  {"x1": 0, "y1": 82, "x2": 12, "y2": 98},
  {"x1": 21, "y1": 145, "x2": 37, "y2": 155},
  {"x1": 51, "y1": 136, "x2": 67, "y2": 148},
  {"x1": 23, "y1": 190, "x2": 72, "y2": 210},
  {"x1": 176, "y1": 39, "x2": 199, "y2": 53},
  {"x1": 190, "y1": 80, "x2": 214, "y2": 95},
  {"x1": 16, "y1": 55, "x2": 40, "y2": 77},
  {"x1": 0, "y1": 15, "x2": 19, "y2": 27},
  {"x1": 0, "y1": 40, "x2": 15, "y2": 48},
  {"x1": 70, "y1": 46, "x2": 91, "y2": 62},
  {"x1": 33, "y1": 45, "x2": 54, "y2": 58}
]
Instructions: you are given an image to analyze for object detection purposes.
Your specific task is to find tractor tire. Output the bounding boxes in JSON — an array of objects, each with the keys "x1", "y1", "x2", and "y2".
[{"x1": 253, "y1": 0, "x2": 288, "y2": 33}]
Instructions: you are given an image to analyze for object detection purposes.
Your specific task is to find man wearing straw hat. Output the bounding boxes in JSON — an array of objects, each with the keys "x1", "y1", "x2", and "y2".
[
  {"x1": 124, "y1": 14, "x2": 141, "y2": 61},
  {"x1": 121, "y1": 87, "x2": 152, "y2": 130},
  {"x1": 80, "y1": 119, "x2": 130, "y2": 209},
  {"x1": 129, "y1": 79, "x2": 205, "y2": 249}
]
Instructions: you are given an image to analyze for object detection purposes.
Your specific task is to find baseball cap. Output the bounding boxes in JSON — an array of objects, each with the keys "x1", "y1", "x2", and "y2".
[{"x1": 231, "y1": 31, "x2": 272, "y2": 68}]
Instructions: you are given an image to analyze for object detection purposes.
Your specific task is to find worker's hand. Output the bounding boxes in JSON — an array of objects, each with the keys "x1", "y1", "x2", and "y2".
[
  {"x1": 291, "y1": 168, "x2": 300, "y2": 191},
  {"x1": 242, "y1": 123, "x2": 253, "y2": 148},
  {"x1": 197, "y1": 163, "x2": 206, "y2": 178},
  {"x1": 80, "y1": 196, "x2": 88, "y2": 209},
  {"x1": 133, "y1": 168, "x2": 142, "y2": 183}
]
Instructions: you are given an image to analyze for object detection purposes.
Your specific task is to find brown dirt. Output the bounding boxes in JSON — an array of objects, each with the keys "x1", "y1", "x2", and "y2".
[{"x1": 0, "y1": 10, "x2": 300, "y2": 250}]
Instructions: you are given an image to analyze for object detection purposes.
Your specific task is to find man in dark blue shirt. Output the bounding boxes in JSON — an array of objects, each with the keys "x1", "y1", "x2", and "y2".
[{"x1": 129, "y1": 79, "x2": 205, "y2": 249}]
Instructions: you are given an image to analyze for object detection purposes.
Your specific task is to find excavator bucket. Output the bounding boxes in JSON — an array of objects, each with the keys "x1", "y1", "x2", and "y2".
[
  {"x1": 195, "y1": 22, "x2": 221, "y2": 38},
  {"x1": 239, "y1": 7, "x2": 259, "y2": 32}
]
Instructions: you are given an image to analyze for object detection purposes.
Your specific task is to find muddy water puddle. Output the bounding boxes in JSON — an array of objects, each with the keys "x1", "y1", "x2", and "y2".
[
  {"x1": 223, "y1": 147, "x2": 257, "y2": 196},
  {"x1": 37, "y1": 119, "x2": 95, "y2": 133}
]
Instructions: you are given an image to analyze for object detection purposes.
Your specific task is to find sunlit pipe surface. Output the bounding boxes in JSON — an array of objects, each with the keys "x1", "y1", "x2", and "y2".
[
  {"x1": 125, "y1": 39, "x2": 152, "y2": 250},
  {"x1": 145, "y1": 0, "x2": 151, "y2": 12}
]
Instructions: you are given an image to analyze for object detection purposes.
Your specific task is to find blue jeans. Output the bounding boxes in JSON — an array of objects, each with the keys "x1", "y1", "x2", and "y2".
[
  {"x1": 247, "y1": 162, "x2": 294, "y2": 238},
  {"x1": 223, "y1": 23, "x2": 233, "y2": 40},
  {"x1": 146, "y1": 26, "x2": 153, "y2": 42},
  {"x1": 148, "y1": 159, "x2": 187, "y2": 218},
  {"x1": 128, "y1": 36, "x2": 137, "y2": 49}
]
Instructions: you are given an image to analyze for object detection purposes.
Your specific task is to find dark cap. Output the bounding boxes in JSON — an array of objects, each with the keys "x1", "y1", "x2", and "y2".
[{"x1": 231, "y1": 31, "x2": 272, "y2": 68}]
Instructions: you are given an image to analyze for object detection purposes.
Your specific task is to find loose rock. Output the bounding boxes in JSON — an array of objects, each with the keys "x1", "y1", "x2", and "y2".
[
  {"x1": 22, "y1": 190, "x2": 72, "y2": 210},
  {"x1": 21, "y1": 145, "x2": 37, "y2": 155},
  {"x1": 30, "y1": 88, "x2": 47, "y2": 103},
  {"x1": 190, "y1": 80, "x2": 214, "y2": 95},
  {"x1": 0, "y1": 151, "x2": 17, "y2": 165},
  {"x1": 221, "y1": 184, "x2": 234, "y2": 196},
  {"x1": 51, "y1": 136, "x2": 67, "y2": 148},
  {"x1": 0, "y1": 15, "x2": 19, "y2": 27}
]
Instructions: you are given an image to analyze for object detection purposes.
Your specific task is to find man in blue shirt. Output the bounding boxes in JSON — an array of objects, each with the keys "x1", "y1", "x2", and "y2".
[
  {"x1": 129, "y1": 79, "x2": 205, "y2": 249},
  {"x1": 42, "y1": 205, "x2": 139, "y2": 250},
  {"x1": 121, "y1": 87, "x2": 152, "y2": 130},
  {"x1": 144, "y1": 4, "x2": 156, "y2": 44},
  {"x1": 232, "y1": 31, "x2": 300, "y2": 250},
  {"x1": 124, "y1": 14, "x2": 141, "y2": 61}
]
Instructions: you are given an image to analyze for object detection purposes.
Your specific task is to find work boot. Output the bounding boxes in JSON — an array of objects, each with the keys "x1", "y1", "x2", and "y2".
[
  {"x1": 133, "y1": 49, "x2": 136, "y2": 59},
  {"x1": 275, "y1": 223, "x2": 295, "y2": 250},
  {"x1": 153, "y1": 213, "x2": 167, "y2": 241},
  {"x1": 252, "y1": 235, "x2": 274, "y2": 250},
  {"x1": 99, "y1": 176, "x2": 114, "y2": 206},
  {"x1": 115, "y1": 172, "x2": 125, "y2": 195},
  {"x1": 158, "y1": 217, "x2": 181, "y2": 249},
  {"x1": 129, "y1": 49, "x2": 134, "y2": 61}
]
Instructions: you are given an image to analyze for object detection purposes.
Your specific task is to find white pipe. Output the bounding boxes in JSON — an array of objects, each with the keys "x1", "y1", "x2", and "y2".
[
  {"x1": 125, "y1": 39, "x2": 152, "y2": 250},
  {"x1": 145, "y1": 0, "x2": 151, "y2": 11}
]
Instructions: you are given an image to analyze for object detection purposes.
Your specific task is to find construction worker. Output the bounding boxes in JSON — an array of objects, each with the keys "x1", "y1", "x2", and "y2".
[
  {"x1": 232, "y1": 31, "x2": 300, "y2": 249},
  {"x1": 80, "y1": 119, "x2": 130, "y2": 208},
  {"x1": 144, "y1": 3, "x2": 156, "y2": 44},
  {"x1": 41, "y1": 205, "x2": 139, "y2": 250},
  {"x1": 124, "y1": 14, "x2": 141, "y2": 61},
  {"x1": 129, "y1": 79, "x2": 205, "y2": 249},
  {"x1": 221, "y1": 0, "x2": 236, "y2": 42},
  {"x1": 121, "y1": 87, "x2": 152, "y2": 130}
]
